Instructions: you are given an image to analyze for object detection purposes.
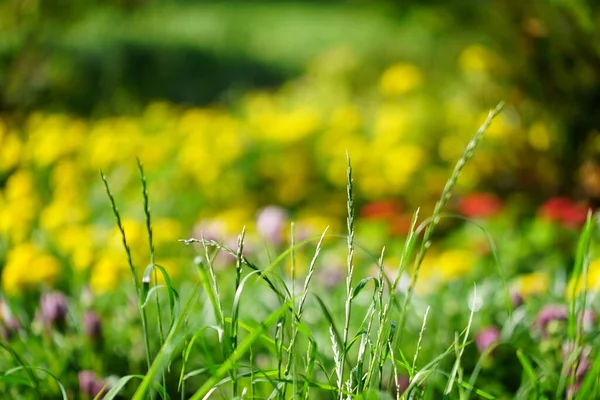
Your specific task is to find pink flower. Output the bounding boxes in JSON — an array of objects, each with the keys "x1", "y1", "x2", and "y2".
[
  {"x1": 40, "y1": 291, "x2": 68, "y2": 328},
  {"x1": 78, "y1": 370, "x2": 107, "y2": 398},
  {"x1": 256, "y1": 206, "x2": 288, "y2": 246},
  {"x1": 83, "y1": 311, "x2": 102, "y2": 341},
  {"x1": 562, "y1": 342, "x2": 592, "y2": 379},
  {"x1": 510, "y1": 291, "x2": 524, "y2": 308},
  {"x1": 535, "y1": 304, "x2": 568, "y2": 336},
  {"x1": 474, "y1": 326, "x2": 500, "y2": 354},
  {"x1": 1, "y1": 316, "x2": 20, "y2": 341},
  {"x1": 566, "y1": 381, "x2": 581, "y2": 398}
]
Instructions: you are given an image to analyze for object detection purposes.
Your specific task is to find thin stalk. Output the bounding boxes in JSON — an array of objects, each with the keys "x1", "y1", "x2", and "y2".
[
  {"x1": 288, "y1": 222, "x2": 297, "y2": 399},
  {"x1": 137, "y1": 159, "x2": 167, "y2": 394},
  {"x1": 100, "y1": 172, "x2": 153, "y2": 383},
  {"x1": 250, "y1": 347, "x2": 255, "y2": 400},
  {"x1": 445, "y1": 286, "x2": 476, "y2": 394},
  {"x1": 285, "y1": 227, "x2": 329, "y2": 378},
  {"x1": 396, "y1": 102, "x2": 504, "y2": 347},
  {"x1": 412, "y1": 306, "x2": 430, "y2": 373},
  {"x1": 356, "y1": 247, "x2": 385, "y2": 393},
  {"x1": 364, "y1": 210, "x2": 419, "y2": 391},
  {"x1": 180, "y1": 323, "x2": 187, "y2": 400},
  {"x1": 304, "y1": 339, "x2": 316, "y2": 400},
  {"x1": 233, "y1": 227, "x2": 246, "y2": 398},
  {"x1": 340, "y1": 153, "x2": 356, "y2": 399}
]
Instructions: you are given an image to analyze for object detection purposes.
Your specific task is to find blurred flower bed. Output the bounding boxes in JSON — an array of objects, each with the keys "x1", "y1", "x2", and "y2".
[
  {"x1": 0, "y1": 43, "x2": 592, "y2": 294},
  {"x1": 1, "y1": 44, "x2": 600, "y2": 397}
]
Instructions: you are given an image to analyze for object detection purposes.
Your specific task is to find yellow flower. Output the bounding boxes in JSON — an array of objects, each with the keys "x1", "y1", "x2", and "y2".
[
  {"x1": 0, "y1": 170, "x2": 39, "y2": 241},
  {"x1": 154, "y1": 259, "x2": 180, "y2": 283},
  {"x1": 478, "y1": 111, "x2": 515, "y2": 139},
  {"x1": 2, "y1": 244, "x2": 61, "y2": 295},
  {"x1": 89, "y1": 256, "x2": 128, "y2": 294},
  {"x1": 111, "y1": 218, "x2": 146, "y2": 251},
  {"x1": 25, "y1": 114, "x2": 87, "y2": 167},
  {"x1": 414, "y1": 249, "x2": 476, "y2": 294},
  {"x1": 374, "y1": 103, "x2": 408, "y2": 138},
  {"x1": 295, "y1": 212, "x2": 339, "y2": 239},
  {"x1": 284, "y1": 252, "x2": 309, "y2": 277},
  {"x1": 71, "y1": 246, "x2": 95, "y2": 271},
  {"x1": 459, "y1": 45, "x2": 495, "y2": 73},
  {"x1": 437, "y1": 249, "x2": 476, "y2": 281},
  {"x1": 329, "y1": 104, "x2": 362, "y2": 132},
  {"x1": 50, "y1": 160, "x2": 85, "y2": 200},
  {"x1": 253, "y1": 106, "x2": 320, "y2": 142},
  {"x1": 5, "y1": 169, "x2": 36, "y2": 200},
  {"x1": 439, "y1": 135, "x2": 466, "y2": 162},
  {"x1": 379, "y1": 63, "x2": 424, "y2": 96},
  {"x1": 413, "y1": 252, "x2": 441, "y2": 295},
  {"x1": 84, "y1": 117, "x2": 142, "y2": 168},
  {"x1": 528, "y1": 121, "x2": 551, "y2": 151},
  {"x1": 216, "y1": 208, "x2": 252, "y2": 235},
  {"x1": 152, "y1": 219, "x2": 184, "y2": 246},
  {"x1": 32, "y1": 255, "x2": 61, "y2": 283},
  {"x1": 513, "y1": 272, "x2": 550, "y2": 299},
  {"x1": 178, "y1": 108, "x2": 213, "y2": 136},
  {"x1": 40, "y1": 199, "x2": 88, "y2": 231},
  {"x1": 0, "y1": 131, "x2": 22, "y2": 173},
  {"x1": 381, "y1": 145, "x2": 425, "y2": 192},
  {"x1": 567, "y1": 259, "x2": 600, "y2": 296},
  {"x1": 51, "y1": 224, "x2": 96, "y2": 271}
]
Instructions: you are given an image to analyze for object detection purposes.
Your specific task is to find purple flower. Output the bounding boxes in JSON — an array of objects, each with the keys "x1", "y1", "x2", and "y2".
[
  {"x1": 576, "y1": 358, "x2": 591, "y2": 378},
  {"x1": 535, "y1": 305, "x2": 596, "y2": 337},
  {"x1": 317, "y1": 266, "x2": 344, "y2": 289},
  {"x1": 256, "y1": 206, "x2": 288, "y2": 246},
  {"x1": 83, "y1": 311, "x2": 102, "y2": 340},
  {"x1": 1, "y1": 316, "x2": 20, "y2": 341},
  {"x1": 78, "y1": 370, "x2": 107, "y2": 398},
  {"x1": 382, "y1": 375, "x2": 410, "y2": 397},
  {"x1": 535, "y1": 304, "x2": 568, "y2": 335},
  {"x1": 581, "y1": 309, "x2": 596, "y2": 332},
  {"x1": 394, "y1": 376, "x2": 410, "y2": 397},
  {"x1": 193, "y1": 219, "x2": 227, "y2": 243},
  {"x1": 562, "y1": 342, "x2": 592, "y2": 379},
  {"x1": 510, "y1": 291, "x2": 523, "y2": 308},
  {"x1": 40, "y1": 291, "x2": 69, "y2": 328},
  {"x1": 566, "y1": 381, "x2": 581, "y2": 398},
  {"x1": 474, "y1": 326, "x2": 500, "y2": 354}
]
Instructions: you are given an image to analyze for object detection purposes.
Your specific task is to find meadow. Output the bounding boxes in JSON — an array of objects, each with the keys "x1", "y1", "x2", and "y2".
[
  {"x1": 1, "y1": 92, "x2": 599, "y2": 398},
  {"x1": 2, "y1": 1, "x2": 600, "y2": 399}
]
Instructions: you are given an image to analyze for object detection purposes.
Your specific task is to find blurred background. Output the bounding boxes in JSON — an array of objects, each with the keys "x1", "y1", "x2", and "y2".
[{"x1": 1, "y1": 0, "x2": 600, "y2": 292}]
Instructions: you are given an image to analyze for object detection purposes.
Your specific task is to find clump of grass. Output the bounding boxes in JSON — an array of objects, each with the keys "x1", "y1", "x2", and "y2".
[{"x1": 103, "y1": 102, "x2": 508, "y2": 399}]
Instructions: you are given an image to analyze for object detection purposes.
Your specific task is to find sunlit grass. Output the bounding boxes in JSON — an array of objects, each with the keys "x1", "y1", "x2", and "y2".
[{"x1": 1, "y1": 102, "x2": 599, "y2": 399}]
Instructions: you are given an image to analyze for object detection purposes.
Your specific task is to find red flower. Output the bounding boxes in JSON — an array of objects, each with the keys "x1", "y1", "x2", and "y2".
[
  {"x1": 561, "y1": 202, "x2": 589, "y2": 229},
  {"x1": 361, "y1": 200, "x2": 403, "y2": 220},
  {"x1": 539, "y1": 197, "x2": 572, "y2": 221},
  {"x1": 360, "y1": 201, "x2": 414, "y2": 236},
  {"x1": 539, "y1": 197, "x2": 590, "y2": 229},
  {"x1": 458, "y1": 193, "x2": 502, "y2": 218},
  {"x1": 390, "y1": 214, "x2": 414, "y2": 236}
]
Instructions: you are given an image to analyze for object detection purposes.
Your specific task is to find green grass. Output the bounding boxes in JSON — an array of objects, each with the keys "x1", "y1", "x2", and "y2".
[
  {"x1": 101, "y1": 102, "x2": 507, "y2": 399},
  {"x1": 3, "y1": 102, "x2": 599, "y2": 399}
]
